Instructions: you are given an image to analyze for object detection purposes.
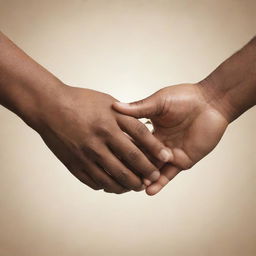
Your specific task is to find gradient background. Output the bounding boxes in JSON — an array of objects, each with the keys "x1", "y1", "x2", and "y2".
[{"x1": 0, "y1": 0, "x2": 255, "y2": 255}]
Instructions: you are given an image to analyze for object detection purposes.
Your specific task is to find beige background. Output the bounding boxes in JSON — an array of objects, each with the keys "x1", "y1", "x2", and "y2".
[{"x1": 0, "y1": 0, "x2": 255, "y2": 255}]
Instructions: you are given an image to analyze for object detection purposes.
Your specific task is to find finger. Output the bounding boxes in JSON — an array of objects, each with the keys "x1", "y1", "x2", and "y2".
[
  {"x1": 70, "y1": 168, "x2": 103, "y2": 191},
  {"x1": 82, "y1": 157, "x2": 129, "y2": 194},
  {"x1": 125, "y1": 134, "x2": 165, "y2": 186},
  {"x1": 41, "y1": 136, "x2": 103, "y2": 191},
  {"x1": 97, "y1": 147, "x2": 145, "y2": 191},
  {"x1": 132, "y1": 137, "x2": 164, "y2": 169},
  {"x1": 112, "y1": 92, "x2": 160, "y2": 118},
  {"x1": 142, "y1": 155, "x2": 165, "y2": 186},
  {"x1": 146, "y1": 164, "x2": 181, "y2": 196},
  {"x1": 117, "y1": 116, "x2": 173, "y2": 163},
  {"x1": 118, "y1": 130, "x2": 160, "y2": 166},
  {"x1": 108, "y1": 133, "x2": 160, "y2": 183}
]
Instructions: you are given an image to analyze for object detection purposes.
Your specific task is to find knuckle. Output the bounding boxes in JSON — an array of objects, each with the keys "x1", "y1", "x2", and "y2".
[
  {"x1": 90, "y1": 118, "x2": 106, "y2": 128},
  {"x1": 116, "y1": 170, "x2": 142, "y2": 191},
  {"x1": 134, "y1": 122, "x2": 148, "y2": 136},
  {"x1": 81, "y1": 145, "x2": 102, "y2": 160},
  {"x1": 116, "y1": 169, "x2": 129, "y2": 184},
  {"x1": 95, "y1": 126, "x2": 112, "y2": 138},
  {"x1": 98, "y1": 178, "x2": 112, "y2": 189},
  {"x1": 127, "y1": 150, "x2": 140, "y2": 162},
  {"x1": 134, "y1": 100, "x2": 145, "y2": 110}
]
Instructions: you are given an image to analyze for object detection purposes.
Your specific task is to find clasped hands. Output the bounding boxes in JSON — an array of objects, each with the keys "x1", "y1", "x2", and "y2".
[
  {"x1": 36, "y1": 81, "x2": 228, "y2": 196},
  {"x1": 0, "y1": 32, "x2": 254, "y2": 196}
]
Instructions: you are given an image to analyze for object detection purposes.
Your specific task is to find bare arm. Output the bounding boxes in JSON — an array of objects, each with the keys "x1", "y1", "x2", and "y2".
[
  {"x1": 0, "y1": 32, "x2": 171, "y2": 194},
  {"x1": 114, "y1": 36, "x2": 256, "y2": 195},
  {"x1": 0, "y1": 31, "x2": 64, "y2": 128},
  {"x1": 199, "y1": 36, "x2": 256, "y2": 122}
]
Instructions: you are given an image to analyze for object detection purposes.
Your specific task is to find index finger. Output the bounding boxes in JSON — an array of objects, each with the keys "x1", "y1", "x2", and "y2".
[{"x1": 117, "y1": 115, "x2": 173, "y2": 163}]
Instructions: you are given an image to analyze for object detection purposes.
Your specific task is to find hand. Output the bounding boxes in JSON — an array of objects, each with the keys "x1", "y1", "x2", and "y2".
[
  {"x1": 113, "y1": 83, "x2": 229, "y2": 195},
  {"x1": 33, "y1": 84, "x2": 170, "y2": 194}
]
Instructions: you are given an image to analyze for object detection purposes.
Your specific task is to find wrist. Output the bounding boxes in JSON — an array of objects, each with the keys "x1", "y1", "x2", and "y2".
[
  {"x1": 197, "y1": 78, "x2": 236, "y2": 124},
  {"x1": 198, "y1": 37, "x2": 256, "y2": 123},
  {"x1": 26, "y1": 81, "x2": 70, "y2": 133},
  {"x1": 0, "y1": 77, "x2": 68, "y2": 132}
]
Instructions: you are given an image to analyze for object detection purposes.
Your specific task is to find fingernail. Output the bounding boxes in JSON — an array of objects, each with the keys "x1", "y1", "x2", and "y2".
[
  {"x1": 144, "y1": 179, "x2": 152, "y2": 186},
  {"x1": 148, "y1": 170, "x2": 160, "y2": 182},
  {"x1": 159, "y1": 149, "x2": 172, "y2": 162}
]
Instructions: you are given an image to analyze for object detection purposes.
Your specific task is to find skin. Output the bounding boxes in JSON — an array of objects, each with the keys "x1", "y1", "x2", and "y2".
[
  {"x1": 113, "y1": 84, "x2": 229, "y2": 195},
  {"x1": 36, "y1": 86, "x2": 168, "y2": 193},
  {"x1": 1, "y1": 30, "x2": 255, "y2": 197},
  {"x1": 0, "y1": 31, "x2": 172, "y2": 194},
  {"x1": 113, "y1": 36, "x2": 256, "y2": 196}
]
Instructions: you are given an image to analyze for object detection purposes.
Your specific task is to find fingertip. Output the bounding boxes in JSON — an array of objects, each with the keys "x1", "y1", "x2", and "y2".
[
  {"x1": 158, "y1": 148, "x2": 173, "y2": 162},
  {"x1": 145, "y1": 184, "x2": 162, "y2": 196}
]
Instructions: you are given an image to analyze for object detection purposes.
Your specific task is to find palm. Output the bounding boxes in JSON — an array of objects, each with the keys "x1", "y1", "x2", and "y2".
[{"x1": 151, "y1": 84, "x2": 228, "y2": 170}]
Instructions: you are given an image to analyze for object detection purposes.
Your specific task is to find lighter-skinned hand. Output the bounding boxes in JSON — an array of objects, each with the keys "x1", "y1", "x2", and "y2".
[{"x1": 113, "y1": 83, "x2": 228, "y2": 195}]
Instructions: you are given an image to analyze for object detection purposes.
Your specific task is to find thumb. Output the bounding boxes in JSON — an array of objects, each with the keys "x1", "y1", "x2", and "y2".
[{"x1": 112, "y1": 93, "x2": 159, "y2": 118}]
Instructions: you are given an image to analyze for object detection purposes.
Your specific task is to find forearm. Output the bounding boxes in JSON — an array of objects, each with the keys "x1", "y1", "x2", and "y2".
[
  {"x1": 199, "y1": 36, "x2": 256, "y2": 122},
  {"x1": 0, "y1": 32, "x2": 64, "y2": 129}
]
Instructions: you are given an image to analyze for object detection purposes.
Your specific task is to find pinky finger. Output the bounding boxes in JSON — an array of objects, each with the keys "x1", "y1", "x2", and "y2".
[
  {"x1": 70, "y1": 169, "x2": 102, "y2": 191},
  {"x1": 145, "y1": 164, "x2": 181, "y2": 196}
]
